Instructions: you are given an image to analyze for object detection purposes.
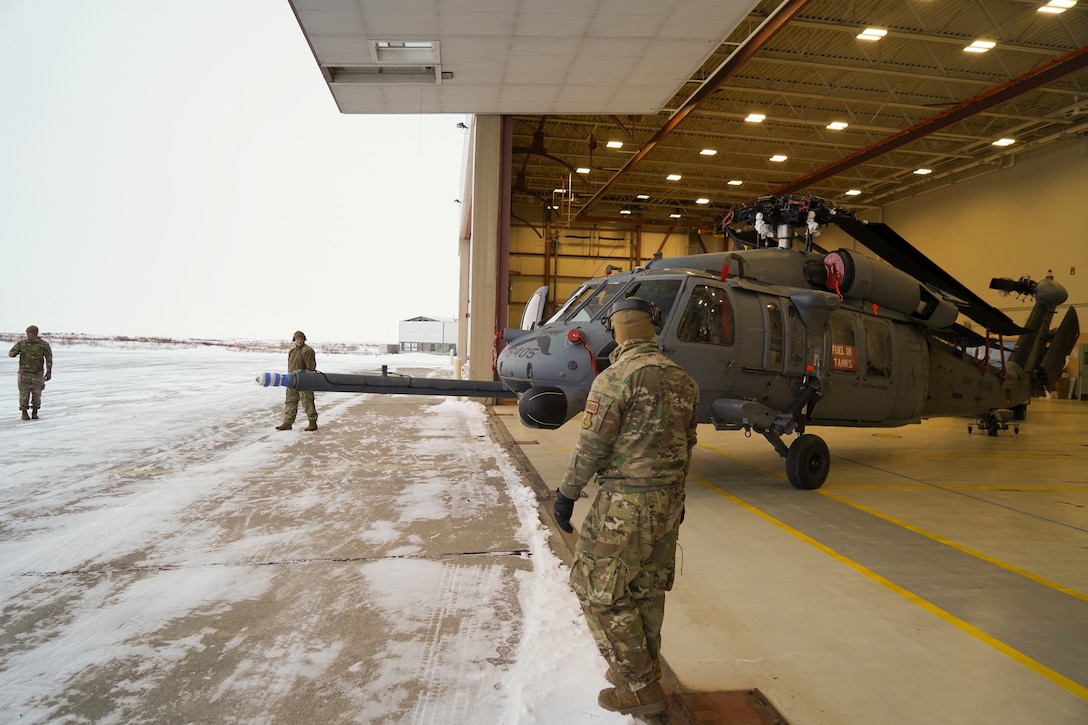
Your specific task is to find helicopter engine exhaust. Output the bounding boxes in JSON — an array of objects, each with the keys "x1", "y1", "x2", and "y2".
[{"x1": 822, "y1": 249, "x2": 958, "y2": 328}]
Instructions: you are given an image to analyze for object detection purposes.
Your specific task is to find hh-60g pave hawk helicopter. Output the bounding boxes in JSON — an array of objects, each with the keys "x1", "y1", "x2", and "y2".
[{"x1": 259, "y1": 195, "x2": 1079, "y2": 490}]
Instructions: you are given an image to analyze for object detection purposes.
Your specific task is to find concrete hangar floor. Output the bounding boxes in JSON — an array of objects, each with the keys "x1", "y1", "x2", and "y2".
[{"x1": 492, "y1": 395, "x2": 1088, "y2": 724}]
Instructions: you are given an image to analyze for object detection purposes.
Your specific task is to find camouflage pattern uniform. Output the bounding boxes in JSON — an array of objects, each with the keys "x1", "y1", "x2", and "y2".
[
  {"x1": 9, "y1": 336, "x2": 53, "y2": 415},
  {"x1": 559, "y1": 339, "x2": 699, "y2": 690},
  {"x1": 283, "y1": 339, "x2": 318, "y2": 425}
]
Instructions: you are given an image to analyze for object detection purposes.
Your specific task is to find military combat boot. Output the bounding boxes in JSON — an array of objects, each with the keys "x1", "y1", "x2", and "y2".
[
  {"x1": 21, "y1": 410, "x2": 30, "y2": 421},
  {"x1": 275, "y1": 422, "x2": 292, "y2": 431},
  {"x1": 31, "y1": 409, "x2": 39, "y2": 419},
  {"x1": 304, "y1": 419, "x2": 318, "y2": 431},
  {"x1": 597, "y1": 681, "x2": 667, "y2": 715}
]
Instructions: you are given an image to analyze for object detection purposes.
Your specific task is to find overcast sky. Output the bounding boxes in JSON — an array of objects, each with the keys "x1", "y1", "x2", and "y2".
[{"x1": 0, "y1": 1, "x2": 466, "y2": 344}]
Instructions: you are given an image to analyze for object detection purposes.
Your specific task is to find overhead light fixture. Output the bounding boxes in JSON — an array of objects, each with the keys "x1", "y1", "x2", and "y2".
[
  {"x1": 992, "y1": 138, "x2": 1016, "y2": 147},
  {"x1": 666, "y1": 174, "x2": 682, "y2": 181},
  {"x1": 770, "y1": 154, "x2": 788, "y2": 163},
  {"x1": 669, "y1": 210, "x2": 683, "y2": 219},
  {"x1": 553, "y1": 187, "x2": 567, "y2": 194},
  {"x1": 827, "y1": 121, "x2": 849, "y2": 130},
  {"x1": 914, "y1": 168, "x2": 933, "y2": 175},
  {"x1": 745, "y1": 113, "x2": 766, "y2": 123},
  {"x1": 857, "y1": 28, "x2": 887, "y2": 41},
  {"x1": 636, "y1": 194, "x2": 650, "y2": 200},
  {"x1": 965, "y1": 40, "x2": 996, "y2": 53},
  {"x1": 606, "y1": 141, "x2": 623, "y2": 149},
  {"x1": 1038, "y1": 0, "x2": 1076, "y2": 14},
  {"x1": 620, "y1": 209, "x2": 632, "y2": 215},
  {"x1": 695, "y1": 198, "x2": 710, "y2": 205},
  {"x1": 728, "y1": 179, "x2": 743, "y2": 186},
  {"x1": 576, "y1": 167, "x2": 590, "y2": 174},
  {"x1": 845, "y1": 189, "x2": 862, "y2": 196},
  {"x1": 700, "y1": 149, "x2": 717, "y2": 156},
  {"x1": 371, "y1": 40, "x2": 439, "y2": 62}
]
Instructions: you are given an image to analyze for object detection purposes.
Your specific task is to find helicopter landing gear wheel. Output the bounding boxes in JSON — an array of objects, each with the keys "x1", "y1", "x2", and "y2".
[{"x1": 786, "y1": 434, "x2": 830, "y2": 490}]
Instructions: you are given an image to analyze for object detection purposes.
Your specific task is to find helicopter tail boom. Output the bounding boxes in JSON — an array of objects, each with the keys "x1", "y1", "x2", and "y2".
[
  {"x1": 1038, "y1": 306, "x2": 1080, "y2": 395},
  {"x1": 1000, "y1": 271, "x2": 1079, "y2": 389}
]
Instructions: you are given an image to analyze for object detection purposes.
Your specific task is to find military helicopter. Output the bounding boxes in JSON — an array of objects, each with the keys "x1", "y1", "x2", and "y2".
[{"x1": 259, "y1": 195, "x2": 1079, "y2": 490}]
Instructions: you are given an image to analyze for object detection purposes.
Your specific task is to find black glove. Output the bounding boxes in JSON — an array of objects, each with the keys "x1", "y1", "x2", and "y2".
[{"x1": 553, "y1": 490, "x2": 576, "y2": 533}]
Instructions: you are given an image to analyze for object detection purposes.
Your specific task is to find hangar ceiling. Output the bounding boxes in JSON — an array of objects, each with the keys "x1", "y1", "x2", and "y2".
[{"x1": 291, "y1": 0, "x2": 1088, "y2": 228}]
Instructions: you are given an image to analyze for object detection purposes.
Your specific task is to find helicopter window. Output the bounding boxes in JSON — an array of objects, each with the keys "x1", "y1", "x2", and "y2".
[
  {"x1": 618, "y1": 279, "x2": 682, "y2": 327},
  {"x1": 865, "y1": 321, "x2": 892, "y2": 378},
  {"x1": 677, "y1": 285, "x2": 733, "y2": 345},
  {"x1": 547, "y1": 279, "x2": 628, "y2": 324},
  {"x1": 546, "y1": 285, "x2": 593, "y2": 324},
  {"x1": 591, "y1": 278, "x2": 684, "y2": 333},
  {"x1": 830, "y1": 316, "x2": 858, "y2": 371},
  {"x1": 765, "y1": 300, "x2": 783, "y2": 366},
  {"x1": 572, "y1": 279, "x2": 629, "y2": 322}
]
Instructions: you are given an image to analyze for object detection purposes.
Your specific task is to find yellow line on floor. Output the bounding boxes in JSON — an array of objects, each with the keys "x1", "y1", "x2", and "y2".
[
  {"x1": 828, "y1": 484, "x2": 1087, "y2": 492},
  {"x1": 692, "y1": 474, "x2": 1088, "y2": 702},
  {"x1": 819, "y1": 491, "x2": 1088, "y2": 605},
  {"x1": 696, "y1": 441, "x2": 784, "y2": 479},
  {"x1": 698, "y1": 440, "x2": 1086, "y2": 600}
]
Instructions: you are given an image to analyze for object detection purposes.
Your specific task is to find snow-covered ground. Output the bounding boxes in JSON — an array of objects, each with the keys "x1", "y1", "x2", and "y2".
[{"x1": 0, "y1": 345, "x2": 631, "y2": 723}]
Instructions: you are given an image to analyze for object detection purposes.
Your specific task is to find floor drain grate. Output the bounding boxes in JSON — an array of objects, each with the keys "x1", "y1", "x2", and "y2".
[{"x1": 668, "y1": 688, "x2": 789, "y2": 724}]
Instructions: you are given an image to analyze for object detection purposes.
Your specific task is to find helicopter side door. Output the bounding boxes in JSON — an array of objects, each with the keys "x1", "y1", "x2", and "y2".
[
  {"x1": 814, "y1": 312, "x2": 926, "y2": 424},
  {"x1": 658, "y1": 279, "x2": 736, "y2": 422}
]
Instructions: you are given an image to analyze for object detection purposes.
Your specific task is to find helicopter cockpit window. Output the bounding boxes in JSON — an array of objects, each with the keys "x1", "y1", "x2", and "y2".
[
  {"x1": 546, "y1": 285, "x2": 592, "y2": 325},
  {"x1": 597, "y1": 279, "x2": 683, "y2": 333},
  {"x1": 548, "y1": 278, "x2": 629, "y2": 324},
  {"x1": 677, "y1": 285, "x2": 733, "y2": 345}
]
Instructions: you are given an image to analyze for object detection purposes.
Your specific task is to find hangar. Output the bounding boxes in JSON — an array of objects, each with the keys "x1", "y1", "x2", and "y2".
[{"x1": 288, "y1": 1, "x2": 1087, "y2": 722}]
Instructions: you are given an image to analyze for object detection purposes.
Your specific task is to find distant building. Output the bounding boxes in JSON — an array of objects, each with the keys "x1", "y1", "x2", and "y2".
[{"x1": 398, "y1": 316, "x2": 457, "y2": 354}]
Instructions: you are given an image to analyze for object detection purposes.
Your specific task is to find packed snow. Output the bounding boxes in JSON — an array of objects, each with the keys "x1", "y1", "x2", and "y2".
[{"x1": 0, "y1": 344, "x2": 633, "y2": 723}]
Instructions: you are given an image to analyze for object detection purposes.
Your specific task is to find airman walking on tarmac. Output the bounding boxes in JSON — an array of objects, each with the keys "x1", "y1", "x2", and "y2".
[{"x1": 8, "y1": 325, "x2": 53, "y2": 421}]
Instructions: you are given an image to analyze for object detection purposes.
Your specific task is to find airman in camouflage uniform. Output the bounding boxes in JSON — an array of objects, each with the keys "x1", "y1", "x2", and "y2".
[
  {"x1": 8, "y1": 325, "x2": 53, "y2": 420},
  {"x1": 276, "y1": 330, "x2": 318, "y2": 431},
  {"x1": 553, "y1": 298, "x2": 699, "y2": 716}
]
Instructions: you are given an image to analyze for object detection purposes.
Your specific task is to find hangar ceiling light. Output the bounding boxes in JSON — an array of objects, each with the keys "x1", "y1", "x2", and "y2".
[
  {"x1": 856, "y1": 28, "x2": 887, "y2": 41},
  {"x1": 1038, "y1": 0, "x2": 1076, "y2": 13},
  {"x1": 965, "y1": 40, "x2": 997, "y2": 53}
]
